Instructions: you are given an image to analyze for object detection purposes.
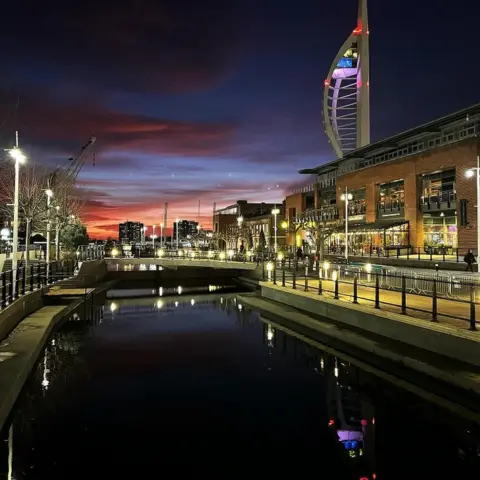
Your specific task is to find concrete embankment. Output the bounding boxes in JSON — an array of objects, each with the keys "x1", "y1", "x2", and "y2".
[
  {"x1": 237, "y1": 288, "x2": 480, "y2": 407},
  {"x1": 0, "y1": 281, "x2": 112, "y2": 433}
]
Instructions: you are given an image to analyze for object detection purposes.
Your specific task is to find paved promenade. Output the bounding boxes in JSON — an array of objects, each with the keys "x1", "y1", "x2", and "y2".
[{"x1": 263, "y1": 274, "x2": 477, "y2": 330}]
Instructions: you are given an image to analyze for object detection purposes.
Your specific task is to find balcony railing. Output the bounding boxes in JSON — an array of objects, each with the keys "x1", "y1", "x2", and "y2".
[
  {"x1": 377, "y1": 200, "x2": 404, "y2": 218},
  {"x1": 419, "y1": 191, "x2": 456, "y2": 212},
  {"x1": 295, "y1": 206, "x2": 339, "y2": 223}
]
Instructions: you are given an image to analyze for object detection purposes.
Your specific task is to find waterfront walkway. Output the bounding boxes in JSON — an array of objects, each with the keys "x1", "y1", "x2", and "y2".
[{"x1": 262, "y1": 274, "x2": 478, "y2": 331}]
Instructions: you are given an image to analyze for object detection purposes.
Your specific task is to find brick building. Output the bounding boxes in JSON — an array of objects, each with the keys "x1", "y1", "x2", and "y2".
[{"x1": 286, "y1": 103, "x2": 480, "y2": 255}]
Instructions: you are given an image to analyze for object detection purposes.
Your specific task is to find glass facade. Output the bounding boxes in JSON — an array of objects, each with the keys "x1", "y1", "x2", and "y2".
[
  {"x1": 421, "y1": 170, "x2": 455, "y2": 204},
  {"x1": 423, "y1": 213, "x2": 457, "y2": 248},
  {"x1": 378, "y1": 180, "x2": 405, "y2": 214},
  {"x1": 348, "y1": 188, "x2": 366, "y2": 216}
]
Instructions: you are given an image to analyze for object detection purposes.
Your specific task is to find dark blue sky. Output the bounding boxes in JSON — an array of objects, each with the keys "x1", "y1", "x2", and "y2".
[{"x1": 0, "y1": 0, "x2": 478, "y2": 237}]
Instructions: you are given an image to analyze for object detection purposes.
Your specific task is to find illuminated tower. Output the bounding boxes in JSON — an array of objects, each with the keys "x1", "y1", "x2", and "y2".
[{"x1": 323, "y1": 0, "x2": 370, "y2": 157}]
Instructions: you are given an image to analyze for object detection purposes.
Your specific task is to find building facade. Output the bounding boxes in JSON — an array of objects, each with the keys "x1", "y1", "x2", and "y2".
[
  {"x1": 173, "y1": 220, "x2": 199, "y2": 239},
  {"x1": 119, "y1": 221, "x2": 144, "y2": 244},
  {"x1": 287, "y1": 104, "x2": 480, "y2": 255}
]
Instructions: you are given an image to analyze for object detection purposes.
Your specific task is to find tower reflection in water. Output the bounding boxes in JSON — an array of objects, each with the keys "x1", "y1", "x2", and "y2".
[{"x1": 262, "y1": 319, "x2": 376, "y2": 480}]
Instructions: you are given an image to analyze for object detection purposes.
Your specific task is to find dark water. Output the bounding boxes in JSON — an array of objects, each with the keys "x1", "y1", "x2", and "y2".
[{"x1": 1, "y1": 293, "x2": 480, "y2": 479}]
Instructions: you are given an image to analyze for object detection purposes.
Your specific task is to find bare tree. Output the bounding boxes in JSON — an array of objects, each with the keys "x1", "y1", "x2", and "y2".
[{"x1": 0, "y1": 160, "x2": 50, "y2": 263}]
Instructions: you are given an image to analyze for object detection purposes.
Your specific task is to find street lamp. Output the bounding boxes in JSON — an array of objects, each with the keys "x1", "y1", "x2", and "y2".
[
  {"x1": 176, "y1": 218, "x2": 179, "y2": 250},
  {"x1": 55, "y1": 205, "x2": 60, "y2": 260},
  {"x1": 152, "y1": 224, "x2": 156, "y2": 256},
  {"x1": 160, "y1": 223, "x2": 164, "y2": 248},
  {"x1": 45, "y1": 189, "x2": 53, "y2": 269},
  {"x1": 466, "y1": 157, "x2": 480, "y2": 257},
  {"x1": 8, "y1": 141, "x2": 26, "y2": 299},
  {"x1": 340, "y1": 187, "x2": 353, "y2": 261},
  {"x1": 272, "y1": 208, "x2": 280, "y2": 252}
]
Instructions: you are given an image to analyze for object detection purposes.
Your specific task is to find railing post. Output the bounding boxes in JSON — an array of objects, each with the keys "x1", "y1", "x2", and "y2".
[
  {"x1": 292, "y1": 272, "x2": 296, "y2": 290},
  {"x1": 334, "y1": 271, "x2": 339, "y2": 299},
  {"x1": 30, "y1": 264, "x2": 34, "y2": 292},
  {"x1": 353, "y1": 275, "x2": 358, "y2": 304},
  {"x1": 1, "y1": 273, "x2": 6, "y2": 308},
  {"x1": 21, "y1": 267, "x2": 26, "y2": 295},
  {"x1": 469, "y1": 284, "x2": 477, "y2": 331},
  {"x1": 375, "y1": 273, "x2": 380, "y2": 309},
  {"x1": 282, "y1": 269, "x2": 286, "y2": 287},
  {"x1": 8, "y1": 270, "x2": 13, "y2": 303},
  {"x1": 401, "y1": 275, "x2": 407, "y2": 314},
  {"x1": 304, "y1": 273, "x2": 308, "y2": 292},
  {"x1": 318, "y1": 273, "x2": 323, "y2": 295},
  {"x1": 15, "y1": 267, "x2": 20, "y2": 299},
  {"x1": 432, "y1": 278, "x2": 438, "y2": 322},
  {"x1": 273, "y1": 263, "x2": 277, "y2": 285},
  {"x1": 37, "y1": 264, "x2": 41, "y2": 289}
]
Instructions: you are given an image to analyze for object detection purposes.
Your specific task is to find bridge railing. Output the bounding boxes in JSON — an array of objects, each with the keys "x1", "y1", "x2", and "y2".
[
  {"x1": 0, "y1": 260, "x2": 78, "y2": 312},
  {"x1": 263, "y1": 262, "x2": 480, "y2": 331}
]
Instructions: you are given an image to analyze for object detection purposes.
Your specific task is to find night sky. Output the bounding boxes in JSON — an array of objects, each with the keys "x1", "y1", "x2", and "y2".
[{"x1": 0, "y1": 0, "x2": 479, "y2": 239}]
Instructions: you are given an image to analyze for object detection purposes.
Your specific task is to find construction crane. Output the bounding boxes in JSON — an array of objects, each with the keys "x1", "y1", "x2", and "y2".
[{"x1": 48, "y1": 136, "x2": 96, "y2": 190}]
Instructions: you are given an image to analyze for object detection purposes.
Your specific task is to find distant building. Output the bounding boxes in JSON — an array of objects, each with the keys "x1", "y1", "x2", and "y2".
[
  {"x1": 173, "y1": 220, "x2": 199, "y2": 239},
  {"x1": 119, "y1": 221, "x2": 144, "y2": 244}
]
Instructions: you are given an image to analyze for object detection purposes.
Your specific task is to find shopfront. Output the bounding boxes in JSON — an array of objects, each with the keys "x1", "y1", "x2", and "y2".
[
  {"x1": 423, "y1": 212, "x2": 457, "y2": 251},
  {"x1": 326, "y1": 220, "x2": 409, "y2": 255}
]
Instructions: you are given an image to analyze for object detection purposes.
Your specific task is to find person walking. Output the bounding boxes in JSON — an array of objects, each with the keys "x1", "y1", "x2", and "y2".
[{"x1": 464, "y1": 249, "x2": 476, "y2": 272}]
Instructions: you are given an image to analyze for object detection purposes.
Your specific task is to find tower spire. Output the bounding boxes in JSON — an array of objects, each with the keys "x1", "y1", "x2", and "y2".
[{"x1": 356, "y1": 0, "x2": 370, "y2": 148}]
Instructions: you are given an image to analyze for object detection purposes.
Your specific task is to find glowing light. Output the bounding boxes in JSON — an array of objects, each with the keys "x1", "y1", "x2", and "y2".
[
  {"x1": 45, "y1": 188, "x2": 53, "y2": 197},
  {"x1": 281, "y1": 220, "x2": 288, "y2": 229},
  {"x1": 178, "y1": 250, "x2": 183, "y2": 256},
  {"x1": 158, "y1": 248, "x2": 165, "y2": 257},
  {"x1": 277, "y1": 252, "x2": 284, "y2": 261},
  {"x1": 267, "y1": 324, "x2": 274, "y2": 341},
  {"x1": 365, "y1": 263, "x2": 372, "y2": 273},
  {"x1": 111, "y1": 248, "x2": 119, "y2": 257},
  {"x1": 227, "y1": 249, "x2": 234, "y2": 258},
  {"x1": 159, "y1": 287, "x2": 163, "y2": 296},
  {"x1": 266, "y1": 262, "x2": 273, "y2": 271},
  {"x1": 175, "y1": 301, "x2": 178, "y2": 307},
  {"x1": 219, "y1": 252, "x2": 226, "y2": 260},
  {"x1": 190, "y1": 251, "x2": 195, "y2": 258},
  {"x1": 110, "y1": 302, "x2": 117, "y2": 313},
  {"x1": 190, "y1": 299, "x2": 195, "y2": 306},
  {"x1": 324, "y1": 79, "x2": 330, "y2": 87},
  {"x1": 156, "y1": 300, "x2": 163, "y2": 309},
  {"x1": 332, "y1": 270, "x2": 338, "y2": 281},
  {"x1": 323, "y1": 261, "x2": 330, "y2": 271},
  {"x1": 9, "y1": 148, "x2": 26, "y2": 163},
  {"x1": 328, "y1": 419, "x2": 335, "y2": 426},
  {"x1": 466, "y1": 169, "x2": 475, "y2": 178},
  {"x1": 177, "y1": 286, "x2": 182, "y2": 294}
]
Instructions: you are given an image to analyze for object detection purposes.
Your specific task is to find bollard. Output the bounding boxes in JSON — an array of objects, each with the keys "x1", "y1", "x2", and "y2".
[
  {"x1": 318, "y1": 274, "x2": 323, "y2": 295},
  {"x1": 469, "y1": 284, "x2": 477, "y2": 331},
  {"x1": 432, "y1": 278, "x2": 438, "y2": 322},
  {"x1": 30, "y1": 265, "x2": 34, "y2": 292},
  {"x1": 37, "y1": 264, "x2": 41, "y2": 289},
  {"x1": 334, "y1": 272, "x2": 339, "y2": 300},
  {"x1": 375, "y1": 273, "x2": 380, "y2": 309},
  {"x1": 282, "y1": 269, "x2": 286, "y2": 287},
  {"x1": 353, "y1": 275, "x2": 358, "y2": 304},
  {"x1": 401, "y1": 275, "x2": 407, "y2": 315},
  {"x1": 304, "y1": 274, "x2": 308, "y2": 292},
  {"x1": 292, "y1": 272, "x2": 296, "y2": 290}
]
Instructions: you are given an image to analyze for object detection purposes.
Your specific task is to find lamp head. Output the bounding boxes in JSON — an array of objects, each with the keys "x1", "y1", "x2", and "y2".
[{"x1": 466, "y1": 169, "x2": 475, "y2": 178}]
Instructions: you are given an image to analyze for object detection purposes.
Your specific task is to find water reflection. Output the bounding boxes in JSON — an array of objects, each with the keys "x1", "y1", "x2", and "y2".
[{"x1": 1, "y1": 295, "x2": 480, "y2": 478}]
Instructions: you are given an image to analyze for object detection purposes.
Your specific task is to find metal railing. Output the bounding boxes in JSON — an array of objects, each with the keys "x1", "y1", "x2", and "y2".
[
  {"x1": 264, "y1": 262, "x2": 479, "y2": 331},
  {"x1": 325, "y1": 245, "x2": 471, "y2": 263},
  {"x1": 0, "y1": 260, "x2": 77, "y2": 310}
]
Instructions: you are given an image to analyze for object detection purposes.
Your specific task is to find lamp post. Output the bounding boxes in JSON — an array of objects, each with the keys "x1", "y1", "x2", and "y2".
[
  {"x1": 160, "y1": 223, "x2": 164, "y2": 248},
  {"x1": 55, "y1": 205, "x2": 60, "y2": 261},
  {"x1": 271, "y1": 208, "x2": 280, "y2": 253},
  {"x1": 7, "y1": 134, "x2": 26, "y2": 299},
  {"x1": 45, "y1": 189, "x2": 53, "y2": 268},
  {"x1": 340, "y1": 187, "x2": 353, "y2": 261},
  {"x1": 176, "y1": 218, "x2": 179, "y2": 250},
  {"x1": 466, "y1": 155, "x2": 480, "y2": 257},
  {"x1": 152, "y1": 224, "x2": 156, "y2": 256}
]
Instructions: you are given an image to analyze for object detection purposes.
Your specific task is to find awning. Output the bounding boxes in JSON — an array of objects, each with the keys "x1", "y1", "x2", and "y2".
[{"x1": 333, "y1": 220, "x2": 409, "y2": 234}]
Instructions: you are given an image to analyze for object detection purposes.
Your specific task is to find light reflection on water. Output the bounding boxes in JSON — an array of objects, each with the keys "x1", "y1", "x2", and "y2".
[{"x1": 1, "y1": 294, "x2": 480, "y2": 478}]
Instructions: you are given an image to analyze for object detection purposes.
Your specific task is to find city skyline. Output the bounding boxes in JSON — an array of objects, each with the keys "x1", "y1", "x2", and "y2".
[{"x1": 0, "y1": 0, "x2": 479, "y2": 238}]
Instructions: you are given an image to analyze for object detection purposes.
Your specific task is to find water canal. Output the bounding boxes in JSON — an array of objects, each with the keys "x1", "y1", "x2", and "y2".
[{"x1": 1, "y1": 289, "x2": 480, "y2": 479}]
